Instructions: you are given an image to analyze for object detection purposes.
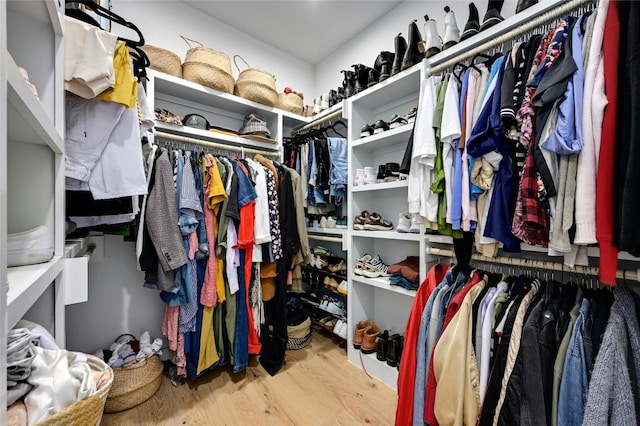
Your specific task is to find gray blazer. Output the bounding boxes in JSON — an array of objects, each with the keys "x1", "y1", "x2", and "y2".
[{"x1": 146, "y1": 149, "x2": 188, "y2": 291}]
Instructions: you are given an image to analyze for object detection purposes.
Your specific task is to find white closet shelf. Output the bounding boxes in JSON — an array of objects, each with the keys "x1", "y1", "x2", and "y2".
[
  {"x1": 351, "y1": 180, "x2": 408, "y2": 193},
  {"x1": 352, "y1": 274, "x2": 417, "y2": 298},
  {"x1": 6, "y1": 52, "x2": 63, "y2": 153},
  {"x1": 305, "y1": 101, "x2": 344, "y2": 124},
  {"x1": 349, "y1": 62, "x2": 422, "y2": 108},
  {"x1": 351, "y1": 125, "x2": 412, "y2": 150},
  {"x1": 7, "y1": 256, "x2": 63, "y2": 328},
  {"x1": 152, "y1": 70, "x2": 291, "y2": 120},
  {"x1": 307, "y1": 227, "x2": 346, "y2": 236},
  {"x1": 348, "y1": 350, "x2": 399, "y2": 391},
  {"x1": 352, "y1": 230, "x2": 423, "y2": 242},
  {"x1": 7, "y1": 0, "x2": 63, "y2": 35},
  {"x1": 154, "y1": 121, "x2": 280, "y2": 152}
]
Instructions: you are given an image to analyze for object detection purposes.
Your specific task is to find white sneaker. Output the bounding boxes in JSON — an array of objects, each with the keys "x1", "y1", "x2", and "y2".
[
  {"x1": 410, "y1": 213, "x2": 422, "y2": 234},
  {"x1": 7, "y1": 225, "x2": 54, "y2": 267},
  {"x1": 319, "y1": 216, "x2": 328, "y2": 229},
  {"x1": 313, "y1": 97, "x2": 321, "y2": 114},
  {"x1": 320, "y1": 93, "x2": 330, "y2": 111},
  {"x1": 396, "y1": 213, "x2": 412, "y2": 233},
  {"x1": 337, "y1": 280, "x2": 348, "y2": 295},
  {"x1": 326, "y1": 217, "x2": 337, "y2": 228}
]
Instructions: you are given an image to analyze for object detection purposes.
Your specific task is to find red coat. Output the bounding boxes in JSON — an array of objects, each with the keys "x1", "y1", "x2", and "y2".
[{"x1": 395, "y1": 263, "x2": 447, "y2": 426}]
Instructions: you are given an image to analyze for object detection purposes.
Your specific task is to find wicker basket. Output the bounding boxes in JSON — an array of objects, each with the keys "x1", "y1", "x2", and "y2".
[
  {"x1": 141, "y1": 44, "x2": 182, "y2": 78},
  {"x1": 104, "y1": 354, "x2": 164, "y2": 413},
  {"x1": 276, "y1": 92, "x2": 304, "y2": 115},
  {"x1": 181, "y1": 35, "x2": 234, "y2": 94},
  {"x1": 233, "y1": 55, "x2": 278, "y2": 107},
  {"x1": 37, "y1": 354, "x2": 114, "y2": 426}
]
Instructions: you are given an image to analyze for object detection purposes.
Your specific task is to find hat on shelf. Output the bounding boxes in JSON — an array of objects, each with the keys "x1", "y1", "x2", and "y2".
[
  {"x1": 238, "y1": 112, "x2": 274, "y2": 143},
  {"x1": 182, "y1": 113, "x2": 210, "y2": 130}
]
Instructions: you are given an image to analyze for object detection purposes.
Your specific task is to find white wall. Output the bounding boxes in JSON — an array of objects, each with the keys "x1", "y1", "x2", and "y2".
[
  {"x1": 110, "y1": 0, "x2": 316, "y2": 106},
  {"x1": 314, "y1": 0, "x2": 519, "y2": 96}
]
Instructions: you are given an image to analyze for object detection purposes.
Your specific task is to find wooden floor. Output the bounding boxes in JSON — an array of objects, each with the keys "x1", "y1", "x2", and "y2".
[{"x1": 101, "y1": 326, "x2": 398, "y2": 426}]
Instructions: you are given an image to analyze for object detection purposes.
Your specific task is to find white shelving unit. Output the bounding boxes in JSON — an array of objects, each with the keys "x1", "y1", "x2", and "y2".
[
  {"x1": 1, "y1": 0, "x2": 65, "y2": 420},
  {"x1": 346, "y1": 62, "x2": 425, "y2": 390},
  {"x1": 147, "y1": 69, "x2": 309, "y2": 152}
]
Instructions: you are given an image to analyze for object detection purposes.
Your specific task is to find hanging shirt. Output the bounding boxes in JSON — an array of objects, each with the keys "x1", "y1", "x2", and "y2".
[
  {"x1": 441, "y1": 74, "x2": 462, "y2": 226},
  {"x1": 97, "y1": 41, "x2": 138, "y2": 109}
]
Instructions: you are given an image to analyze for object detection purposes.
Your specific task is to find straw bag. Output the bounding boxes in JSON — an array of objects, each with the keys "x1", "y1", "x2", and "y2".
[
  {"x1": 276, "y1": 91, "x2": 304, "y2": 115},
  {"x1": 104, "y1": 333, "x2": 164, "y2": 413},
  {"x1": 233, "y1": 55, "x2": 278, "y2": 107},
  {"x1": 37, "y1": 354, "x2": 114, "y2": 426},
  {"x1": 141, "y1": 44, "x2": 182, "y2": 78},
  {"x1": 181, "y1": 36, "x2": 235, "y2": 94}
]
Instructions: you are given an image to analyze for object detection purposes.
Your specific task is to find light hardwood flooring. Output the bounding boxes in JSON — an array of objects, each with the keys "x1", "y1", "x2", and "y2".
[{"x1": 101, "y1": 326, "x2": 398, "y2": 425}]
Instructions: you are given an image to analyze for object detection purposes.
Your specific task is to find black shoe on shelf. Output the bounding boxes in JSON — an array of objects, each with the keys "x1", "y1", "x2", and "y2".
[
  {"x1": 376, "y1": 330, "x2": 390, "y2": 362},
  {"x1": 373, "y1": 119, "x2": 390, "y2": 134}
]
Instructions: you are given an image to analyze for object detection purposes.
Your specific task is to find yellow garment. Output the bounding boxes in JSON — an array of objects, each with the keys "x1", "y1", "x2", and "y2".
[
  {"x1": 205, "y1": 154, "x2": 227, "y2": 303},
  {"x1": 197, "y1": 306, "x2": 219, "y2": 375},
  {"x1": 97, "y1": 41, "x2": 137, "y2": 109},
  {"x1": 433, "y1": 276, "x2": 487, "y2": 426},
  {"x1": 216, "y1": 257, "x2": 226, "y2": 304}
]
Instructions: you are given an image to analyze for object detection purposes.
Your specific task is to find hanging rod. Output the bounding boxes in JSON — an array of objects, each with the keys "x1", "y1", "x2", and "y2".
[
  {"x1": 307, "y1": 234, "x2": 343, "y2": 244},
  {"x1": 426, "y1": 247, "x2": 638, "y2": 282},
  {"x1": 429, "y1": 0, "x2": 595, "y2": 75},
  {"x1": 290, "y1": 108, "x2": 344, "y2": 136},
  {"x1": 154, "y1": 131, "x2": 280, "y2": 158}
]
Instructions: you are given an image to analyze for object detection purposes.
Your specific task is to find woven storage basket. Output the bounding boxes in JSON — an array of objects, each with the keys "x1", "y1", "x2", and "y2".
[
  {"x1": 37, "y1": 354, "x2": 114, "y2": 426},
  {"x1": 276, "y1": 92, "x2": 304, "y2": 115},
  {"x1": 104, "y1": 353, "x2": 164, "y2": 413},
  {"x1": 181, "y1": 35, "x2": 234, "y2": 94},
  {"x1": 141, "y1": 44, "x2": 182, "y2": 78},
  {"x1": 233, "y1": 55, "x2": 278, "y2": 107}
]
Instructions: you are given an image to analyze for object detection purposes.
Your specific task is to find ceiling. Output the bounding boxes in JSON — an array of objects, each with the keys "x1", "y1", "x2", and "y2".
[{"x1": 181, "y1": 0, "x2": 404, "y2": 65}]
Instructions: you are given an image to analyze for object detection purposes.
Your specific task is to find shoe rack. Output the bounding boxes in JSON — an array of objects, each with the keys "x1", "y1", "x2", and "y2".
[
  {"x1": 1, "y1": 0, "x2": 65, "y2": 419},
  {"x1": 346, "y1": 61, "x2": 428, "y2": 390}
]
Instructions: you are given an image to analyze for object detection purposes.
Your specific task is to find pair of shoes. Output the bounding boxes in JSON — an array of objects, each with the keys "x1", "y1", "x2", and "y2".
[
  {"x1": 353, "y1": 211, "x2": 370, "y2": 230},
  {"x1": 353, "y1": 320, "x2": 381, "y2": 354},
  {"x1": 323, "y1": 276, "x2": 339, "y2": 291},
  {"x1": 334, "y1": 217, "x2": 348, "y2": 229},
  {"x1": 378, "y1": 332, "x2": 404, "y2": 368},
  {"x1": 460, "y1": 1, "x2": 505, "y2": 42},
  {"x1": 328, "y1": 259, "x2": 347, "y2": 274},
  {"x1": 363, "y1": 212, "x2": 394, "y2": 231},
  {"x1": 421, "y1": 6, "x2": 462, "y2": 58},
  {"x1": 7, "y1": 225, "x2": 54, "y2": 268},
  {"x1": 320, "y1": 296, "x2": 346, "y2": 317},
  {"x1": 389, "y1": 113, "x2": 409, "y2": 129},
  {"x1": 354, "y1": 254, "x2": 390, "y2": 278},
  {"x1": 334, "y1": 319, "x2": 348, "y2": 339},
  {"x1": 377, "y1": 163, "x2": 400, "y2": 183},
  {"x1": 396, "y1": 213, "x2": 422, "y2": 233},
  {"x1": 360, "y1": 119, "x2": 390, "y2": 138}
]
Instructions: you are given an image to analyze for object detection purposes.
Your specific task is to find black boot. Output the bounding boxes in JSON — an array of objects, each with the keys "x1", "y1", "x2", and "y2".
[
  {"x1": 460, "y1": 2, "x2": 480, "y2": 42},
  {"x1": 516, "y1": 0, "x2": 537, "y2": 13},
  {"x1": 352, "y1": 64, "x2": 371, "y2": 94},
  {"x1": 341, "y1": 70, "x2": 356, "y2": 98},
  {"x1": 367, "y1": 68, "x2": 380, "y2": 88},
  {"x1": 374, "y1": 51, "x2": 394, "y2": 83},
  {"x1": 391, "y1": 33, "x2": 408, "y2": 76},
  {"x1": 401, "y1": 20, "x2": 424, "y2": 71},
  {"x1": 386, "y1": 334, "x2": 404, "y2": 369},
  {"x1": 480, "y1": 0, "x2": 504, "y2": 32},
  {"x1": 376, "y1": 330, "x2": 390, "y2": 362}
]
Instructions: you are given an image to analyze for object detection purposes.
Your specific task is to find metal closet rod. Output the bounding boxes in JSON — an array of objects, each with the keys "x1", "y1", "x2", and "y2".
[
  {"x1": 429, "y1": 0, "x2": 594, "y2": 75},
  {"x1": 290, "y1": 109, "x2": 343, "y2": 136},
  {"x1": 426, "y1": 247, "x2": 639, "y2": 282},
  {"x1": 154, "y1": 131, "x2": 280, "y2": 158}
]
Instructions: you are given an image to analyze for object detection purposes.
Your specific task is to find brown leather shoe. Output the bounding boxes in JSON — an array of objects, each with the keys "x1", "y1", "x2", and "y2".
[
  {"x1": 361, "y1": 323, "x2": 381, "y2": 354},
  {"x1": 354, "y1": 320, "x2": 372, "y2": 349}
]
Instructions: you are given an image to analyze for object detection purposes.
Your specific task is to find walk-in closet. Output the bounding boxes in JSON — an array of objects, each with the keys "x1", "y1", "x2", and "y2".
[{"x1": 2, "y1": 0, "x2": 638, "y2": 424}]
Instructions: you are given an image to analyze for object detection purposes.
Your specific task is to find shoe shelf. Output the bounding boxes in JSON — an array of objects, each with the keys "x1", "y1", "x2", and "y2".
[
  {"x1": 301, "y1": 264, "x2": 347, "y2": 282},
  {"x1": 350, "y1": 274, "x2": 416, "y2": 298},
  {"x1": 351, "y1": 124, "x2": 413, "y2": 151},
  {"x1": 6, "y1": 52, "x2": 63, "y2": 153},
  {"x1": 153, "y1": 121, "x2": 281, "y2": 152},
  {"x1": 351, "y1": 180, "x2": 408, "y2": 193},
  {"x1": 352, "y1": 230, "x2": 423, "y2": 242},
  {"x1": 348, "y1": 62, "x2": 422, "y2": 109},
  {"x1": 348, "y1": 350, "x2": 400, "y2": 391},
  {"x1": 6, "y1": 256, "x2": 63, "y2": 328},
  {"x1": 306, "y1": 227, "x2": 347, "y2": 236}
]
